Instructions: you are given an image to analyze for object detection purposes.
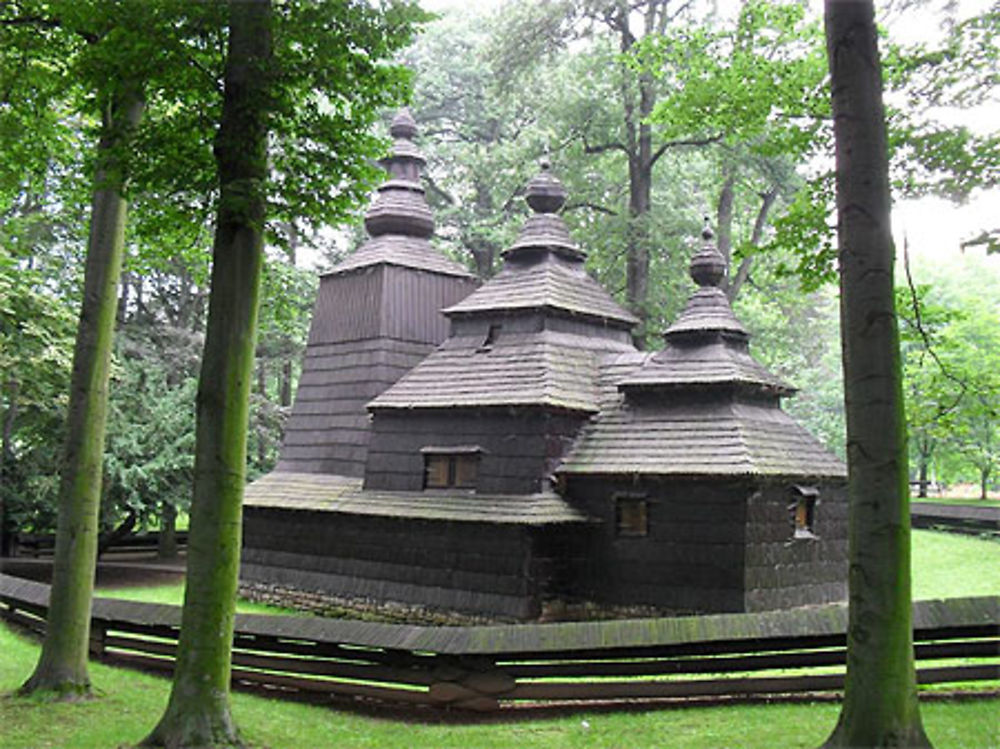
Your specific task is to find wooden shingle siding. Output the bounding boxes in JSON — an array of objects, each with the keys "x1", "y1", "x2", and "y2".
[
  {"x1": 241, "y1": 510, "x2": 545, "y2": 619},
  {"x1": 307, "y1": 267, "x2": 385, "y2": 345},
  {"x1": 327, "y1": 235, "x2": 473, "y2": 279},
  {"x1": 443, "y1": 251, "x2": 637, "y2": 327},
  {"x1": 742, "y1": 483, "x2": 848, "y2": 611},
  {"x1": 567, "y1": 479, "x2": 750, "y2": 612},
  {"x1": 558, "y1": 397, "x2": 847, "y2": 478},
  {"x1": 368, "y1": 330, "x2": 632, "y2": 412},
  {"x1": 279, "y1": 338, "x2": 457, "y2": 476},
  {"x1": 621, "y1": 338, "x2": 792, "y2": 393},
  {"x1": 364, "y1": 410, "x2": 590, "y2": 495},
  {"x1": 381, "y1": 265, "x2": 477, "y2": 343}
]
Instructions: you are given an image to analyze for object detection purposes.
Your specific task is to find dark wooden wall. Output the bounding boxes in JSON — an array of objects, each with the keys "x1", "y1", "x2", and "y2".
[
  {"x1": 278, "y1": 264, "x2": 477, "y2": 477},
  {"x1": 278, "y1": 337, "x2": 432, "y2": 476},
  {"x1": 364, "y1": 409, "x2": 589, "y2": 494},
  {"x1": 742, "y1": 481, "x2": 848, "y2": 611},
  {"x1": 566, "y1": 478, "x2": 749, "y2": 613},
  {"x1": 564, "y1": 476, "x2": 848, "y2": 614},
  {"x1": 241, "y1": 508, "x2": 545, "y2": 619}
]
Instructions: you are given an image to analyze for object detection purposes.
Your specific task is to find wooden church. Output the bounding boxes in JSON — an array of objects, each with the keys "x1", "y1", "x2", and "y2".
[{"x1": 240, "y1": 110, "x2": 848, "y2": 621}]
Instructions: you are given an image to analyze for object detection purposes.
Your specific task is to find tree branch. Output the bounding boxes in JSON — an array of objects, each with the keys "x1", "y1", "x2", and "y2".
[
  {"x1": 564, "y1": 201, "x2": 618, "y2": 216},
  {"x1": 903, "y1": 237, "x2": 968, "y2": 417},
  {"x1": 0, "y1": 14, "x2": 98, "y2": 43},
  {"x1": 649, "y1": 133, "x2": 724, "y2": 168}
]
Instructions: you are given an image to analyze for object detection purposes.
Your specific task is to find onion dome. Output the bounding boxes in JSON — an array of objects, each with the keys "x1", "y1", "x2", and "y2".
[
  {"x1": 363, "y1": 108, "x2": 435, "y2": 239},
  {"x1": 664, "y1": 221, "x2": 749, "y2": 341},
  {"x1": 503, "y1": 160, "x2": 586, "y2": 262}
]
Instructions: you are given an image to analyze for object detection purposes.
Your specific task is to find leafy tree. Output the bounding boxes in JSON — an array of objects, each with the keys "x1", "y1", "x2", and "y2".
[
  {"x1": 143, "y1": 1, "x2": 421, "y2": 744},
  {"x1": 897, "y1": 283, "x2": 964, "y2": 497},
  {"x1": 3, "y1": 0, "x2": 157, "y2": 697},
  {"x1": 142, "y1": 3, "x2": 274, "y2": 741},
  {"x1": 942, "y1": 304, "x2": 1000, "y2": 499},
  {"x1": 822, "y1": 0, "x2": 929, "y2": 745},
  {"x1": 0, "y1": 245, "x2": 76, "y2": 554}
]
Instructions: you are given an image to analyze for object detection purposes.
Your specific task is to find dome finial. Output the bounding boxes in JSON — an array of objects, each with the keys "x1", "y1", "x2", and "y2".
[
  {"x1": 525, "y1": 157, "x2": 566, "y2": 214},
  {"x1": 689, "y1": 220, "x2": 726, "y2": 287},
  {"x1": 389, "y1": 107, "x2": 418, "y2": 140}
]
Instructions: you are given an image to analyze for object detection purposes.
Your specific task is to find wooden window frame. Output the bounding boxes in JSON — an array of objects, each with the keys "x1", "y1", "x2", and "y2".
[
  {"x1": 421, "y1": 446, "x2": 482, "y2": 490},
  {"x1": 614, "y1": 493, "x2": 649, "y2": 538},
  {"x1": 790, "y1": 485, "x2": 820, "y2": 540}
]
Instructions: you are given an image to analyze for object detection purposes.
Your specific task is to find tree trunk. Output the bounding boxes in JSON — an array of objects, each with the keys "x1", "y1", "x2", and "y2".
[
  {"x1": 142, "y1": 1, "x2": 271, "y2": 745},
  {"x1": 822, "y1": 2, "x2": 930, "y2": 746},
  {"x1": 256, "y1": 361, "x2": 266, "y2": 467},
  {"x1": 280, "y1": 360, "x2": 293, "y2": 408},
  {"x1": 158, "y1": 502, "x2": 178, "y2": 560},
  {"x1": 18, "y1": 83, "x2": 144, "y2": 699},
  {"x1": 716, "y1": 172, "x2": 736, "y2": 266},
  {"x1": 1, "y1": 380, "x2": 18, "y2": 557},
  {"x1": 918, "y1": 457, "x2": 929, "y2": 499},
  {"x1": 981, "y1": 467, "x2": 990, "y2": 501}
]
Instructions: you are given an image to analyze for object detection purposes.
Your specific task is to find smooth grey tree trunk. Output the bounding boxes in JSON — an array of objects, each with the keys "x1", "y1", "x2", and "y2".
[
  {"x1": 822, "y1": 1, "x2": 931, "y2": 746},
  {"x1": 18, "y1": 83, "x2": 144, "y2": 699},
  {"x1": 142, "y1": 1, "x2": 271, "y2": 745}
]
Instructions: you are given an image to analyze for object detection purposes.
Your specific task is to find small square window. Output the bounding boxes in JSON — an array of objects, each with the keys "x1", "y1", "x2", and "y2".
[
  {"x1": 422, "y1": 447, "x2": 481, "y2": 490},
  {"x1": 615, "y1": 495, "x2": 648, "y2": 537},
  {"x1": 791, "y1": 485, "x2": 819, "y2": 539}
]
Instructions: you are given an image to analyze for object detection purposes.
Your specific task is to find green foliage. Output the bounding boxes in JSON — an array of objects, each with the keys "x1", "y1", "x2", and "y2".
[
  {"x1": 898, "y1": 251, "x2": 1000, "y2": 496},
  {"x1": 0, "y1": 244, "x2": 76, "y2": 536},
  {"x1": 101, "y1": 326, "x2": 198, "y2": 532}
]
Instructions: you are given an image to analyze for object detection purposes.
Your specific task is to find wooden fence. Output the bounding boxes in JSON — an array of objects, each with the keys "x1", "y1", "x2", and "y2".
[
  {"x1": 1, "y1": 574, "x2": 997, "y2": 711},
  {"x1": 910, "y1": 502, "x2": 1000, "y2": 538},
  {"x1": 11, "y1": 531, "x2": 188, "y2": 558}
]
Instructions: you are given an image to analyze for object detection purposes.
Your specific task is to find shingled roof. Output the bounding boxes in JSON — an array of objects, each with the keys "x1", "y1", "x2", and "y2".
[
  {"x1": 558, "y1": 225, "x2": 845, "y2": 480},
  {"x1": 369, "y1": 163, "x2": 638, "y2": 414},
  {"x1": 244, "y1": 471, "x2": 590, "y2": 525},
  {"x1": 557, "y1": 397, "x2": 846, "y2": 478},
  {"x1": 326, "y1": 109, "x2": 472, "y2": 280},
  {"x1": 442, "y1": 251, "x2": 638, "y2": 326},
  {"x1": 442, "y1": 163, "x2": 637, "y2": 327},
  {"x1": 368, "y1": 329, "x2": 633, "y2": 412}
]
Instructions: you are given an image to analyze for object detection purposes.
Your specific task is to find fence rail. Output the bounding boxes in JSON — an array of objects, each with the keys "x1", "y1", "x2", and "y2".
[{"x1": 1, "y1": 574, "x2": 997, "y2": 711}]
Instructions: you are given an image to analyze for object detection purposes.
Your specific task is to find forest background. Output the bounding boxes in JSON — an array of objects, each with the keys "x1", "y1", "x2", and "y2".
[{"x1": 1, "y1": 0, "x2": 998, "y2": 551}]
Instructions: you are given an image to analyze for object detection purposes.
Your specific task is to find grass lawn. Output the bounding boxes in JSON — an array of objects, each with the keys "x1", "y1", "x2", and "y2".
[
  {"x1": 913, "y1": 496, "x2": 1000, "y2": 509},
  {"x1": 97, "y1": 584, "x2": 296, "y2": 616},
  {"x1": 0, "y1": 623, "x2": 997, "y2": 749},
  {"x1": 912, "y1": 530, "x2": 1000, "y2": 600}
]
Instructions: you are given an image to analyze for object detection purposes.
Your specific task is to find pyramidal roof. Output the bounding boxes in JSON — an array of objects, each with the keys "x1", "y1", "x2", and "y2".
[
  {"x1": 442, "y1": 162, "x2": 638, "y2": 327},
  {"x1": 620, "y1": 224, "x2": 791, "y2": 394},
  {"x1": 557, "y1": 224, "x2": 845, "y2": 479},
  {"x1": 369, "y1": 163, "x2": 636, "y2": 413},
  {"x1": 329, "y1": 109, "x2": 473, "y2": 279}
]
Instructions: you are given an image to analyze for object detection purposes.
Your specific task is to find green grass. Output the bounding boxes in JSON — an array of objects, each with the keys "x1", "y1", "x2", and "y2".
[
  {"x1": 913, "y1": 496, "x2": 1000, "y2": 509},
  {"x1": 97, "y1": 584, "x2": 296, "y2": 616},
  {"x1": 912, "y1": 530, "x2": 1000, "y2": 600},
  {"x1": 0, "y1": 623, "x2": 997, "y2": 749}
]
